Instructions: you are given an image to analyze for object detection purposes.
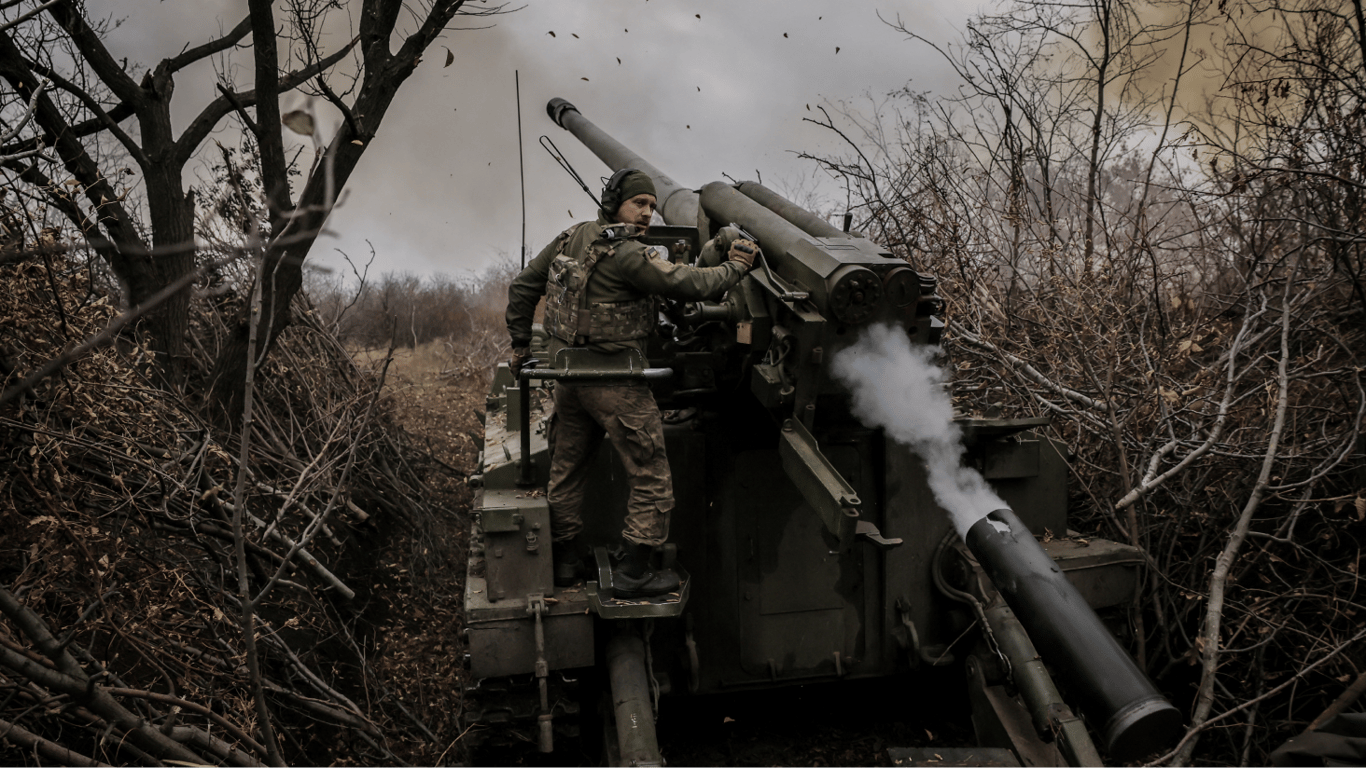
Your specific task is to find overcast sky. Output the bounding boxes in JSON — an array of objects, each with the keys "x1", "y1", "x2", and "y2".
[{"x1": 104, "y1": 0, "x2": 980, "y2": 282}]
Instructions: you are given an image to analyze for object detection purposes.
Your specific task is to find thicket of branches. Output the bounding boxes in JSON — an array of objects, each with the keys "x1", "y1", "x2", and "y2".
[
  {"x1": 0, "y1": 1, "x2": 505, "y2": 763},
  {"x1": 808, "y1": 0, "x2": 1366, "y2": 763},
  {"x1": 1, "y1": 233, "x2": 475, "y2": 765}
]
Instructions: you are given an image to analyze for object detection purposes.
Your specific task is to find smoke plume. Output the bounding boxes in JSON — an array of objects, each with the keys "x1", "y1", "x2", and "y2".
[{"x1": 831, "y1": 323, "x2": 1004, "y2": 538}]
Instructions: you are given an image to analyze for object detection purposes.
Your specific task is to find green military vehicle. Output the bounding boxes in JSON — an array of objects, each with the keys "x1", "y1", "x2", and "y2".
[{"x1": 461, "y1": 98, "x2": 1181, "y2": 766}]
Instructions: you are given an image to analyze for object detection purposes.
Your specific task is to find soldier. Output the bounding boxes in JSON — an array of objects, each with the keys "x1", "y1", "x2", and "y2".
[{"x1": 505, "y1": 169, "x2": 758, "y2": 598}]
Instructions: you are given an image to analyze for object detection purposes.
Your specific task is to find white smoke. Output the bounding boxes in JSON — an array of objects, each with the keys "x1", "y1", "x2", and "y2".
[{"x1": 831, "y1": 323, "x2": 1004, "y2": 538}]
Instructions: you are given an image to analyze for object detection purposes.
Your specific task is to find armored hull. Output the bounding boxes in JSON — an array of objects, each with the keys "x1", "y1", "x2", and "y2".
[{"x1": 460, "y1": 98, "x2": 1181, "y2": 766}]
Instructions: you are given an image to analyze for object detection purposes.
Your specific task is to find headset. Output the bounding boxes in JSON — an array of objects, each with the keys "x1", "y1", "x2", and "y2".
[{"x1": 598, "y1": 168, "x2": 638, "y2": 220}]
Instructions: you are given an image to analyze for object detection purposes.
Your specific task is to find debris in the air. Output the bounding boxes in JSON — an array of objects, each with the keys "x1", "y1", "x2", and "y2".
[{"x1": 281, "y1": 110, "x2": 314, "y2": 136}]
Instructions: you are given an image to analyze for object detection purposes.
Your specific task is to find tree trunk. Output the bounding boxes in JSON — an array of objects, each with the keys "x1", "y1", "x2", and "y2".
[
  {"x1": 141, "y1": 154, "x2": 196, "y2": 386},
  {"x1": 208, "y1": 49, "x2": 422, "y2": 424}
]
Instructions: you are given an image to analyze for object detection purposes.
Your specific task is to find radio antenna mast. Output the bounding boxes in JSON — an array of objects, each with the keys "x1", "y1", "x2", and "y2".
[{"x1": 516, "y1": 70, "x2": 527, "y2": 268}]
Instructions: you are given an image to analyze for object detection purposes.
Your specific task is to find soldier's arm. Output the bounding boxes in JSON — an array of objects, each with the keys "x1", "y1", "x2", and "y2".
[
  {"x1": 616, "y1": 244, "x2": 745, "y2": 302},
  {"x1": 505, "y1": 239, "x2": 559, "y2": 348}
]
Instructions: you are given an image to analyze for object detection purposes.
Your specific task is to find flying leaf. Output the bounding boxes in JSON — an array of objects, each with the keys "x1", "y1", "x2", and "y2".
[
  {"x1": 572, "y1": 33, "x2": 579, "y2": 38},
  {"x1": 695, "y1": 13, "x2": 701, "y2": 18},
  {"x1": 806, "y1": 104, "x2": 810, "y2": 110},
  {"x1": 617, "y1": 57, "x2": 621, "y2": 64},
  {"x1": 686, "y1": 125, "x2": 690, "y2": 129},
  {"x1": 697, "y1": 86, "x2": 700, "y2": 91},
  {"x1": 548, "y1": 30, "x2": 556, "y2": 37},
  {"x1": 281, "y1": 110, "x2": 315, "y2": 136},
  {"x1": 835, "y1": 46, "x2": 841, "y2": 54},
  {"x1": 444, "y1": 47, "x2": 454, "y2": 67},
  {"x1": 568, "y1": 210, "x2": 573, "y2": 217},
  {"x1": 1178, "y1": 339, "x2": 1203, "y2": 354},
  {"x1": 581, "y1": 77, "x2": 589, "y2": 81}
]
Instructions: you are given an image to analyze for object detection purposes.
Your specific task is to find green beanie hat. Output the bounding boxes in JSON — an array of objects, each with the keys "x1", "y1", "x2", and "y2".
[
  {"x1": 618, "y1": 170, "x2": 656, "y2": 202},
  {"x1": 601, "y1": 169, "x2": 657, "y2": 218}
]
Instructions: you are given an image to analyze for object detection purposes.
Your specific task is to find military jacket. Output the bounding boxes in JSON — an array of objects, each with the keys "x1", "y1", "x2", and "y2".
[
  {"x1": 506, "y1": 215, "x2": 746, "y2": 358},
  {"x1": 541, "y1": 221, "x2": 655, "y2": 345}
]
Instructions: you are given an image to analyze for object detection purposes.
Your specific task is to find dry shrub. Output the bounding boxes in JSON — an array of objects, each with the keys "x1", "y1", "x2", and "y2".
[
  {"x1": 0, "y1": 252, "x2": 471, "y2": 766},
  {"x1": 806, "y1": 3, "x2": 1366, "y2": 759}
]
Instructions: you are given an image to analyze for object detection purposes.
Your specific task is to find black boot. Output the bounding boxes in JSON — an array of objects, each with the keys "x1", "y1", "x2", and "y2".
[
  {"x1": 611, "y1": 542, "x2": 680, "y2": 599},
  {"x1": 552, "y1": 538, "x2": 584, "y2": 588}
]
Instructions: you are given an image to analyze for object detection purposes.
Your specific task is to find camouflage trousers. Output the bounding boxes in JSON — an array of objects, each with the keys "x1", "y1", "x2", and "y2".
[{"x1": 546, "y1": 381, "x2": 674, "y2": 547}]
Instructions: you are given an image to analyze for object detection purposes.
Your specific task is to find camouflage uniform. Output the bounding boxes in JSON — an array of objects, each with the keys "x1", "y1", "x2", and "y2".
[
  {"x1": 506, "y1": 214, "x2": 745, "y2": 547},
  {"x1": 544, "y1": 381, "x2": 670, "y2": 545}
]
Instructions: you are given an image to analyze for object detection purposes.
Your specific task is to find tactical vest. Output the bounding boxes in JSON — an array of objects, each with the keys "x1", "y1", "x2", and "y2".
[{"x1": 543, "y1": 224, "x2": 654, "y2": 346}]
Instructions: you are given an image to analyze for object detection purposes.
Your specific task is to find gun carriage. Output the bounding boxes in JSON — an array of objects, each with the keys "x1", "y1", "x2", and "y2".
[{"x1": 461, "y1": 98, "x2": 1182, "y2": 766}]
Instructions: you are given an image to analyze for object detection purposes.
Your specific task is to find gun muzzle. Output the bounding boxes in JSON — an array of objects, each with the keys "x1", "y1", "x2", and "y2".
[{"x1": 965, "y1": 508, "x2": 1182, "y2": 762}]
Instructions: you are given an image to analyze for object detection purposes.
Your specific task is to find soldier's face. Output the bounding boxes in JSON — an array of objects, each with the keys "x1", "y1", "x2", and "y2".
[{"x1": 615, "y1": 193, "x2": 657, "y2": 228}]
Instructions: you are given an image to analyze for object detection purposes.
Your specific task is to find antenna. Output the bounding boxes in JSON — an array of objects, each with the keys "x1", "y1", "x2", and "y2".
[
  {"x1": 539, "y1": 135, "x2": 602, "y2": 209},
  {"x1": 516, "y1": 70, "x2": 527, "y2": 269}
]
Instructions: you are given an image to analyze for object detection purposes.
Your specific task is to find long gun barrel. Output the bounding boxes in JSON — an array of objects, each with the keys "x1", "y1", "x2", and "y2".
[
  {"x1": 965, "y1": 508, "x2": 1182, "y2": 762},
  {"x1": 547, "y1": 98, "x2": 700, "y2": 227},
  {"x1": 546, "y1": 97, "x2": 923, "y2": 326}
]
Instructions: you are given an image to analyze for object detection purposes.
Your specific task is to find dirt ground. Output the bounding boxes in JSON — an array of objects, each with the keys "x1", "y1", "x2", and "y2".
[
  {"x1": 350, "y1": 343, "x2": 487, "y2": 764},
  {"x1": 355, "y1": 343, "x2": 487, "y2": 472}
]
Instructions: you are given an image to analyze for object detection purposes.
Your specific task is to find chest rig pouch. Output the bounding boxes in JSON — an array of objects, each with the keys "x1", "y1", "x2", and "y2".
[{"x1": 544, "y1": 224, "x2": 654, "y2": 345}]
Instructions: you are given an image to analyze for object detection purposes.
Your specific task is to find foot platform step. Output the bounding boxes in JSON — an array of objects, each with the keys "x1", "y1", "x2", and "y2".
[{"x1": 586, "y1": 546, "x2": 690, "y2": 619}]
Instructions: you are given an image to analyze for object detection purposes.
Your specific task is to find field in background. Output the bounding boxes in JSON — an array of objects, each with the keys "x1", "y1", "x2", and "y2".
[{"x1": 352, "y1": 340, "x2": 487, "y2": 489}]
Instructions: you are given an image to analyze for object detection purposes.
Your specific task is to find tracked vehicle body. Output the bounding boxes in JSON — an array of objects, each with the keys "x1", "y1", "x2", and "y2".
[{"x1": 461, "y1": 99, "x2": 1181, "y2": 766}]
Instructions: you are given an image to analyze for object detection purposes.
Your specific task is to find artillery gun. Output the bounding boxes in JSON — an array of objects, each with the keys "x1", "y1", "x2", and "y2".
[{"x1": 461, "y1": 98, "x2": 1182, "y2": 766}]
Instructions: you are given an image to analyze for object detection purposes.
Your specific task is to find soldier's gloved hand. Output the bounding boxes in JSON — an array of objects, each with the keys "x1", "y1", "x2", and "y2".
[
  {"x1": 509, "y1": 346, "x2": 531, "y2": 380},
  {"x1": 727, "y1": 239, "x2": 760, "y2": 271}
]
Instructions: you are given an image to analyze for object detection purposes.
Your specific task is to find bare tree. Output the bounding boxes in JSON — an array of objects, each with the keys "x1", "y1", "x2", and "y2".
[{"x1": 0, "y1": 0, "x2": 507, "y2": 420}]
